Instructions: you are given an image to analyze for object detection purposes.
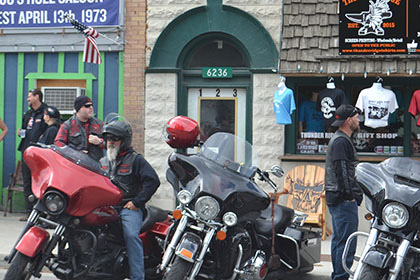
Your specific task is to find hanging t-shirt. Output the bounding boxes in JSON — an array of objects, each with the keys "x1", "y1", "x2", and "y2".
[
  {"x1": 298, "y1": 100, "x2": 325, "y2": 132},
  {"x1": 273, "y1": 87, "x2": 296, "y2": 125},
  {"x1": 316, "y1": 88, "x2": 349, "y2": 126},
  {"x1": 409, "y1": 90, "x2": 420, "y2": 126},
  {"x1": 355, "y1": 84, "x2": 399, "y2": 128}
]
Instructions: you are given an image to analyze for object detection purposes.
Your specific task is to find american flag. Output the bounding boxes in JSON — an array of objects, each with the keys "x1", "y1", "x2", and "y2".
[{"x1": 66, "y1": 16, "x2": 102, "y2": 64}]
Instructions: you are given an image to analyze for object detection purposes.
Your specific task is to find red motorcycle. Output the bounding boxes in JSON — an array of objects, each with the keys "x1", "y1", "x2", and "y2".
[{"x1": 4, "y1": 144, "x2": 171, "y2": 280}]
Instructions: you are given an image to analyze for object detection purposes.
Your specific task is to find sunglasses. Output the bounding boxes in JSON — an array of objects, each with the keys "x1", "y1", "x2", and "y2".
[
  {"x1": 84, "y1": 104, "x2": 93, "y2": 108},
  {"x1": 106, "y1": 135, "x2": 121, "y2": 142},
  {"x1": 349, "y1": 107, "x2": 361, "y2": 118}
]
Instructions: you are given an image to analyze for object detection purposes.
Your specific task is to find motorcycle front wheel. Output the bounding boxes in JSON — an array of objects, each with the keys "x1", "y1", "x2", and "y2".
[
  {"x1": 162, "y1": 256, "x2": 193, "y2": 280},
  {"x1": 359, "y1": 264, "x2": 386, "y2": 280},
  {"x1": 4, "y1": 252, "x2": 33, "y2": 280}
]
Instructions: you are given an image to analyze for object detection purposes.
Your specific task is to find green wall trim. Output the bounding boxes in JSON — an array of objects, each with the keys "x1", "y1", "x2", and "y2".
[
  {"x1": 37, "y1": 53, "x2": 44, "y2": 73},
  {"x1": 58, "y1": 53, "x2": 65, "y2": 73},
  {"x1": 118, "y1": 52, "x2": 124, "y2": 115},
  {"x1": 97, "y1": 52, "x2": 105, "y2": 120},
  {"x1": 15, "y1": 53, "x2": 24, "y2": 164},
  {"x1": 0, "y1": 53, "x2": 4, "y2": 191},
  {"x1": 149, "y1": 5, "x2": 278, "y2": 69},
  {"x1": 25, "y1": 73, "x2": 96, "y2": 80},
  {"x1": 78, "y1": 52, "x2": 84, "y2": 74}
]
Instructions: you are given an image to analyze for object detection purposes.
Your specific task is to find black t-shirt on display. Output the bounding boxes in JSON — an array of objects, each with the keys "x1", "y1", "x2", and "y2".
[{"x1": 316, "y1": 88, "x2": 349, "y2": 126}]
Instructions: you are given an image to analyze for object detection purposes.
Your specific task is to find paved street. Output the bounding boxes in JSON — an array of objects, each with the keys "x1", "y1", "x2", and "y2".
[{"x1": 0, "y1": 211, "x2": 338, "y2": 279}]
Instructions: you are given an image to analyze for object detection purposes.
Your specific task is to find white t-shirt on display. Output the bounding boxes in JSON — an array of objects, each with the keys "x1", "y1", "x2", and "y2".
[{"x1": 355, "y1": 83, "x2": 399, "y2": 128}]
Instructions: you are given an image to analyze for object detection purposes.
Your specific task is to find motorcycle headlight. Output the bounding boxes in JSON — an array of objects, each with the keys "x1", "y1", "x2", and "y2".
[
  {"x1": 382, "y1": 202, "x2": 409, "y2": 229},
  {"x1": 223, "y1": 212, "x2": 238, "y2": 227},
  {"x1": 43, "y1": 191, "x2": 67, "y2": 215},
  {"x1": 195, "y1": 196, "x2": 220, "y2": 221},
  {"x1": 178, "y1": 190, "x2": 192, "y2": 204}
]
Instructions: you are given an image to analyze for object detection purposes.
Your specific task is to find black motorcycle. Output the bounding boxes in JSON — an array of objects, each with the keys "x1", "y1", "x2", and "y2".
[
  {"x1": 160, "y1": 126, "x2": 321, "y2": 280},
  {"x1": 342, "y1": 157, "x2": 420, "y2": 280}
]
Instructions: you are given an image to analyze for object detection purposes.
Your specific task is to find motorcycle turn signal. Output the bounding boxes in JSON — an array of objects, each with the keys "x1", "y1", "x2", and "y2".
[
  {"x1": 216, "y1": 230, "x2": 227, "y2": 241},
  {"x1": 172, "y1": 209, "x2": 182, "y2": 220}
]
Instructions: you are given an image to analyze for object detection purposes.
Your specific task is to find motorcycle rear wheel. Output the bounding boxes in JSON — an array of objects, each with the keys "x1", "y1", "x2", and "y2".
[
  {"x1": 4, "y1": 252, "x2": 33, "y2": 280},
  {"x1": 162, "y1": 256, "x2": 193, "y2": 280}
]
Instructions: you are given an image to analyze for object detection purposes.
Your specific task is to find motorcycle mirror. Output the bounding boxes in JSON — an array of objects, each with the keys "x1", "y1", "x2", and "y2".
[{"x1": 269, "y1": 165, "x2": 284, "y2": 178}]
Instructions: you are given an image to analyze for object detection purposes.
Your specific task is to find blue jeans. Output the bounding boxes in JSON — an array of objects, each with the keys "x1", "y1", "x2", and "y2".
[
  {"x1": 120, "y1": 208, "x2": 144, "y2": 280},
  {"x1": 328, "y1": 201, "x2": 358, "y2": 280}
]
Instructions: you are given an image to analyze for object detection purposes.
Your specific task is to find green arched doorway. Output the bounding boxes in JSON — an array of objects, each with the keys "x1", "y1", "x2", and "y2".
[{"x1": 148, "y1": 1, "x2": 278, "y2": 142}]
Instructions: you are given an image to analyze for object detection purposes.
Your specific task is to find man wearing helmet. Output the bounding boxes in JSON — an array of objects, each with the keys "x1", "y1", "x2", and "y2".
[
  {"x1": 100, "y1": 117, "x2": 160, "y2": 280},
  {"x1": 54, "y1": 96, "x2": 104, "y2": 161}
]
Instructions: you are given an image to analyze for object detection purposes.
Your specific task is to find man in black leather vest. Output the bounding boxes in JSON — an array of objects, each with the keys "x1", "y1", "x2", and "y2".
[
  {"x1": 54, "y1": 96, "x2": 104, "y2": 161},
  {"x1": 325, "y1": 104, "x2": 363, "y2": 280},
  {"x1": 100, "y1": 116, "x2": 160, "y2": 280}
]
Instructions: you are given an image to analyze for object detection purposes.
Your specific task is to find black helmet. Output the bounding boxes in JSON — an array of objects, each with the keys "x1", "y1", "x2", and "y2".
[
  {"x1": 45, "y1": 106, "x2": 60, "y2": 119},
  {"x1": 102, "y1": 113, "x2": 132, "y2": 152}
]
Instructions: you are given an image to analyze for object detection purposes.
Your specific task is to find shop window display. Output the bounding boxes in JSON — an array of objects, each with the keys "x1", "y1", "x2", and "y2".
[{"x1": 296, "y1": 79, "x2": 406, "y2": 156}]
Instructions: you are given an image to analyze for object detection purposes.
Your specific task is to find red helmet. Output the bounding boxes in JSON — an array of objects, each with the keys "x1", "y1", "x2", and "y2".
[{"x1": 164, "y1": 116, "x2": 200, "y2": 149}]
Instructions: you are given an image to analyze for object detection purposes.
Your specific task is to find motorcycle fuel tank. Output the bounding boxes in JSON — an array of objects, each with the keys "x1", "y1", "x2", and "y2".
[{"x1": 80, "y1": 206, "x2": 120, "y2": 226}]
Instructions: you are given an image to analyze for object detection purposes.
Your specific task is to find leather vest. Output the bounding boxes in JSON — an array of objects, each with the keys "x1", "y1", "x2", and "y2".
[
  {"x1": 64, "y1": 116, "x2": 103, "y2": 161},
  {"x1": 100, "y1": 152, "x2": 140, "y2": 200},
  {"x1": 325, "y1": 130, "x2": 359, "y2": 192}
]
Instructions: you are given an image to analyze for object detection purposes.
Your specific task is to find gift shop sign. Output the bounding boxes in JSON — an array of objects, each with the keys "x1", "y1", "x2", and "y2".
[
  {"x1": 0, "y1": 0, "x2": 119, "y2": 28},
  {"x1": 339, "y1": 0, "x2": 420, "y2": 54}
]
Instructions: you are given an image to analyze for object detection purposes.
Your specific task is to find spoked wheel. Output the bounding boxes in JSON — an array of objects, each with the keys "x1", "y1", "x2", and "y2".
[
  {"x1": 162, "y1": 256, "x2": 193, "y2": 280},
  {"x1": 4, "y1": 252, "x2": 34, "y2": 280}
]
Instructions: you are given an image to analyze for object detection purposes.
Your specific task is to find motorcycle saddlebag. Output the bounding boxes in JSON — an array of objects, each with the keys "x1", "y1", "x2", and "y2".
[{"x1": 276, "y1": 227, "x2": 321, "y2": 269}]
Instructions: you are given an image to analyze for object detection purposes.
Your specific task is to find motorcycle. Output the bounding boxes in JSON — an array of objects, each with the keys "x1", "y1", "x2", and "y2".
[
  {"x1": 4, "y1": 143, "x2": 171, "y2": 280},
  {"x1": 342, "y1": 157, "x2": 420, "y2": 280},
  {"x1": 159, "y1": 116, "x2": 321, "y2": 280}
]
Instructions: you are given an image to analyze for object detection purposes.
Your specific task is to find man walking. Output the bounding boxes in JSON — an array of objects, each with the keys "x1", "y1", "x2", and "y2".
[
  {"x1": 100, "y1": 116, "x2": 160, "y2": 280},
  {"x1": 17, "y1": 89, "x2": 48, "y2": 221},
  {"x1": 54, "y1": 96, "x2": 104, "y2": 161},
  {"x1": 325, "y1": 104, "x2": 363, "y2": 280}
]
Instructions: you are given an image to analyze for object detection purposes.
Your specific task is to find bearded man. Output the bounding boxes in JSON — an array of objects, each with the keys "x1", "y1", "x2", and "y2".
[
  {"x1": 325, "y1": 104, "x2": 364, "y2": 280},
  {"x1": 100, "y1": 117, "x2": 160, "y2": 280}
]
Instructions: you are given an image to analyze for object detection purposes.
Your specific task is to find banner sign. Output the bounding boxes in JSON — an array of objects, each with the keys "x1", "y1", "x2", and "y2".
[
  {"x1": 339, "y1": 0, "x2": 420, "y2": 55},
  {"x1": 0, "y1": 0, "x2": 119, "y2": 28}
]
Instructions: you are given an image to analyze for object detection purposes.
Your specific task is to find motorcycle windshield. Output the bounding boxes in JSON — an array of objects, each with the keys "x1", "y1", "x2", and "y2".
[
  {"x1": 52, "y1": 145, "x2": 104, "y2": 175},
  {"x1": 200, "y1": 132, "x2": 258, "y2": 178},
  {"x1": 356, "y1": 157, "x2": 420, "y2": 207}
]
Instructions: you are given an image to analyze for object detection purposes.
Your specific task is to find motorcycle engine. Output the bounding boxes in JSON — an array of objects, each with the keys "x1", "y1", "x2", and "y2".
[{"x1": 239, "y1": 250, "x2": 267, "y2": 280}]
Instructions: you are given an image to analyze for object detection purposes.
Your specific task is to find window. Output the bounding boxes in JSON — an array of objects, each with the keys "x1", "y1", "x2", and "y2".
[
  {"x1": 42, "y1": 87, "x2": 86, "y2": 115},
  {"x1": 186, "y1": 40, "x2": 248, "y2": 68},
  {"x1": 288, "y1": 77, "x2": 420, "y2": 157}
]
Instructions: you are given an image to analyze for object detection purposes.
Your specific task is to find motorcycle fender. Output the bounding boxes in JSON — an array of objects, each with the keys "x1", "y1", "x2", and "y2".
[
  {"x1": 15, "y1": 226, "x2": 50, "y2": 258},
  {"x1": 175, "y1": 232, "x2": 202, "y2": 263},
  {"x1": 362, "y1": 247, "x2": 393, "y2": 269}
]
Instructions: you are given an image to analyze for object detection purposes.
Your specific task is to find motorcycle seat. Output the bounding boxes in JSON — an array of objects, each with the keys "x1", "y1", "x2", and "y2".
[
  {"x1": 254, "y1": 204, "x2": 294, "y2": 236},
  {"x1": 141, "y1": 205, "x2": 169, "y2": 233}
]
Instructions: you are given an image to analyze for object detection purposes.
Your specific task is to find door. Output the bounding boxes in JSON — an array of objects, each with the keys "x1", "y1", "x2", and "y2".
[{"x1": 187, "y1": 87, "x2": 246, "y2": 141}]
